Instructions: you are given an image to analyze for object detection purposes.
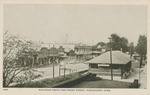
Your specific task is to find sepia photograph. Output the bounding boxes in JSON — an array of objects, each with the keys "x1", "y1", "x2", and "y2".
[{"x1": 1, "y1": 2, "x2": 149, "y2": 94}]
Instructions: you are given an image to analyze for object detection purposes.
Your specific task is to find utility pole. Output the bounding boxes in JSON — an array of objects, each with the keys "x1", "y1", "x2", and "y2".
[
  {"x1": 139, "y1": 68, "x2": 143, "y2": 85},
  {"x1": 66, "y1": 34, "x2": 68, "y2": 44},
  {"x1": 63, "y1": 34, "x2": 68, "y2": 77},
  {"x1": 108, "y1": 37, "x2": 113, "y2": 81},
  {"x1": 52, "y1": 45, "x2": 56, "y2": 78},
  {"x1": 53, "y1": 53, "x2": 55, "y2": 78},
  {"x1": 64, "y1": 65, "x2": 66, "y2": 77},
  {"x1": 92, "y1": 40, "x2": 94, "y2": 58},
  {"x1": 59, "y1": 65, "x2": 61, "y2": 76}
]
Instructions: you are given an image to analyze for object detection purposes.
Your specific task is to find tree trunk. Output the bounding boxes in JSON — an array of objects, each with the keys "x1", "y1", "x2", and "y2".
[
  {"x1": 32, "y1": 57, "x2": 34, "y2": 67},
  {"x1": 130, "y1": 54, "x2": 132, "y2": 58},
  {"x1": 140, "y1": 55, "x2": 143, "y2": 68},
  {"x1": 3, "y1": 74, "x2": 7, "y2": 87}
]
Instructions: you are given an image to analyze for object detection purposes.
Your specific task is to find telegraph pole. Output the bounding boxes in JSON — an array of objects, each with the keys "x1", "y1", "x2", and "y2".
[
  {"x1": 108, "y1": 37, "x2": 113, "y2": 81},
  {"x1": 64, "y1": 65, "x2": 66, "y2": 77},
  {"x1": 53, "y1": 53, "x2": 55, "y2": 78},
  {"x1": 52, "y1": 45, "x2": 56, "y2": 78},
  {"x1": 59, "y1": 65, "x2": 61, "y2": 76}
]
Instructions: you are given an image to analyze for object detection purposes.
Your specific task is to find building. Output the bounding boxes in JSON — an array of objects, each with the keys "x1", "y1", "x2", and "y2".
[
  {"x1": 38, "y1": 47, "x2": 50, "y2": 65},
  {"x1": 92, "y1": 44, "x2": 107, "y2": 58},
  {"x1": 40, "y1": 43, "x2": 75, "y2": 51},
  {"x1": 17, "y1": 46, "x2": 67, "y2": 66},
  {"x1": 74, "y1": 44, "x2": 93, "y2": 61},
  {"x1": 40, "y1": 42, "x2": 76, "y2": 58},
  {"x1": 132, "y1": 53, "x2": 140, "y2": 60},
  {"x1": 38, "y1": 46, "x2": 66, "y2": 65},
  {"x1": 86, "y1": 51, "x2": 132, "y2": 79}
]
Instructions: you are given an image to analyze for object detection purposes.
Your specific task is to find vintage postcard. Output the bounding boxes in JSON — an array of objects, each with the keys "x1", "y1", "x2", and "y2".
[{"x1": 0, "y1": 0, "x2": 150, "y2": 95}]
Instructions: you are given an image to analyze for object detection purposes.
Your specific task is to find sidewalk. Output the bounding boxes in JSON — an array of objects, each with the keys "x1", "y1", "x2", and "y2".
[
  {"x1": 97, "y1": 65, "x2": 147, "y2": 89},
  {"x1": 139, "y1": 65, "x2": 147, "y2": 89}
]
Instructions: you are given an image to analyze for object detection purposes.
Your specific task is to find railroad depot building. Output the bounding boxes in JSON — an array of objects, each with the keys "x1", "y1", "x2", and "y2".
[{"x1": 86, "y1": 51, "x2": 132, "y2": 79}]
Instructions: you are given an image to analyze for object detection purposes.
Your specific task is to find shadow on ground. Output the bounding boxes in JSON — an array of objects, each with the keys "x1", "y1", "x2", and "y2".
[{"x1": 70, "y1": 79, "x2": 131, "y2": 88}]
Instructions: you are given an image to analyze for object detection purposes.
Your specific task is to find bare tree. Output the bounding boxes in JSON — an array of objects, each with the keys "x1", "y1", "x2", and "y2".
[{"x1": 3, "y1": 31, "x2": 33, "y2": 87}]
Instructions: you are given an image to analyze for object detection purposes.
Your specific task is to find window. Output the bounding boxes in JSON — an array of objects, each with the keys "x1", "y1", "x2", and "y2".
[{"x1": 90, "y1": 64, "x2": 98, "y2": 68}]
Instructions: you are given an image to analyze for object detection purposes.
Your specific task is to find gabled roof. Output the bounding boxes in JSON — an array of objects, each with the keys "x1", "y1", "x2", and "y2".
[
  {"x1": 49, "y1": 47, "x2": 58, "y2": 55},
  {"x1": 57, "y1": 46, "x2": 65, "y2": 52},
  {"x1": 86, "y1": 50, "x2": 131, "y2": 64}
]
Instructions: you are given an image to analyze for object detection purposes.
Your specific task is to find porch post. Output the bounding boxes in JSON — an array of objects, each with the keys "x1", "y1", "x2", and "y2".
[{"x1": 121, "y1": 67, "x2": 123, "y2": 79}]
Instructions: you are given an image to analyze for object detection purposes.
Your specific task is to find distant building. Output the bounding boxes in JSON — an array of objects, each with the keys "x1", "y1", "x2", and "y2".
[
  {"x1": 92, "y1": 44, "x2": 107, "y2": 57},
  {"x1": 74, "y1": 44, "x2": 93, "y2": 61},
  {"x1": 132, "y1": 53, "x2": 140, "y2": 60},
  {"x1": 17, "y1": 42, "x2": 108, "y2": 66},
  {"x1": 58, "y1": 46, "x2": 65, "y2": 55},
  {"x1": 17, "y1": 46, "x2": 67, "y2": 66},
  {"x1": 38, "y1": 46, "x2": 65, "y2": 65},
  {"x1": 40, "y1": 43, "x2": 75, "y2": 51},
  {"x1": 38, "y1": 47, "x2": 48, "y2": 65},
  {"x1": 17, "y1": 50, "x2": 38, "y2": 66},
  {"x1": 40, "y1": 42, "x2": 76, "y2": 57}
]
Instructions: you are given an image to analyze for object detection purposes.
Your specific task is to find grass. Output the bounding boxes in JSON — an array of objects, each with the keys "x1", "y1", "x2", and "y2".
[
  {"x1": 10, "y1": 73, "x2": 79, "y2": 88},
  {"x1": 10, "y1": 72, "x2": 132, "y2": 88},
  {"x1": 71, "y1": 79, "x2": 132, "y2": 88}
]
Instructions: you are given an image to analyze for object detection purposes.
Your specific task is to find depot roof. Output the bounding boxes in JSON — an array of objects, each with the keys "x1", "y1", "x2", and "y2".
[{"x1": 86, "y1": 50, "x2": 131, "y2": 64}]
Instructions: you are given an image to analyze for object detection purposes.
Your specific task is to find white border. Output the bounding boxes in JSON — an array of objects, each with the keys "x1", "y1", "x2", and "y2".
[{"x1": 0, "y1": 0, "x2": 150, "y2": 95}]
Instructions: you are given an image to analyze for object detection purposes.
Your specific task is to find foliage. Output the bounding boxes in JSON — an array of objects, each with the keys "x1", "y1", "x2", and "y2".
[
  {"x1": 3, "y1": 31, "x2": 34, "y2": 87},
  {"x1": 129, "y1": 42, "x2": 135, "y2": 58},
  {"x1": 11, "y1": 72, "x2": 80, "y2": 87},
  {"x1": 135, "y1": 35, "x2": 147, "y2": 56},
  {"x1": 135, "y1": 35, "x2": 147, "y2": 67},
  {"x1": 107, "y1": 34, "x2": 129, "y2": 52},
  {"x1": 14, "y1": 69, "x2": 42, "y2": 84},
  {"x1": 96, "y1": 42, "x2": 106, "y2": 47}
]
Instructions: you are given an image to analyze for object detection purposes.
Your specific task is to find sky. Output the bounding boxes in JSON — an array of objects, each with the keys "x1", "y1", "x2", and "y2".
[{"x1": 4, "y1": 4, "x2": 147, "y2": 45}]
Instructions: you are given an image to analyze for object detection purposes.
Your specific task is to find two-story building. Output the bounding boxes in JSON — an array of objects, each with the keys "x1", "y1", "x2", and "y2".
[{"x1": 74, "y1": 44, "x2": 93, "y2": 61}]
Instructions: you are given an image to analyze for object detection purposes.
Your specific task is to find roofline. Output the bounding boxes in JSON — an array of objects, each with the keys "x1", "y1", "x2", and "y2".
[{"x1": 87, "y1": 60, "x2": 131, "y2": 65}]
